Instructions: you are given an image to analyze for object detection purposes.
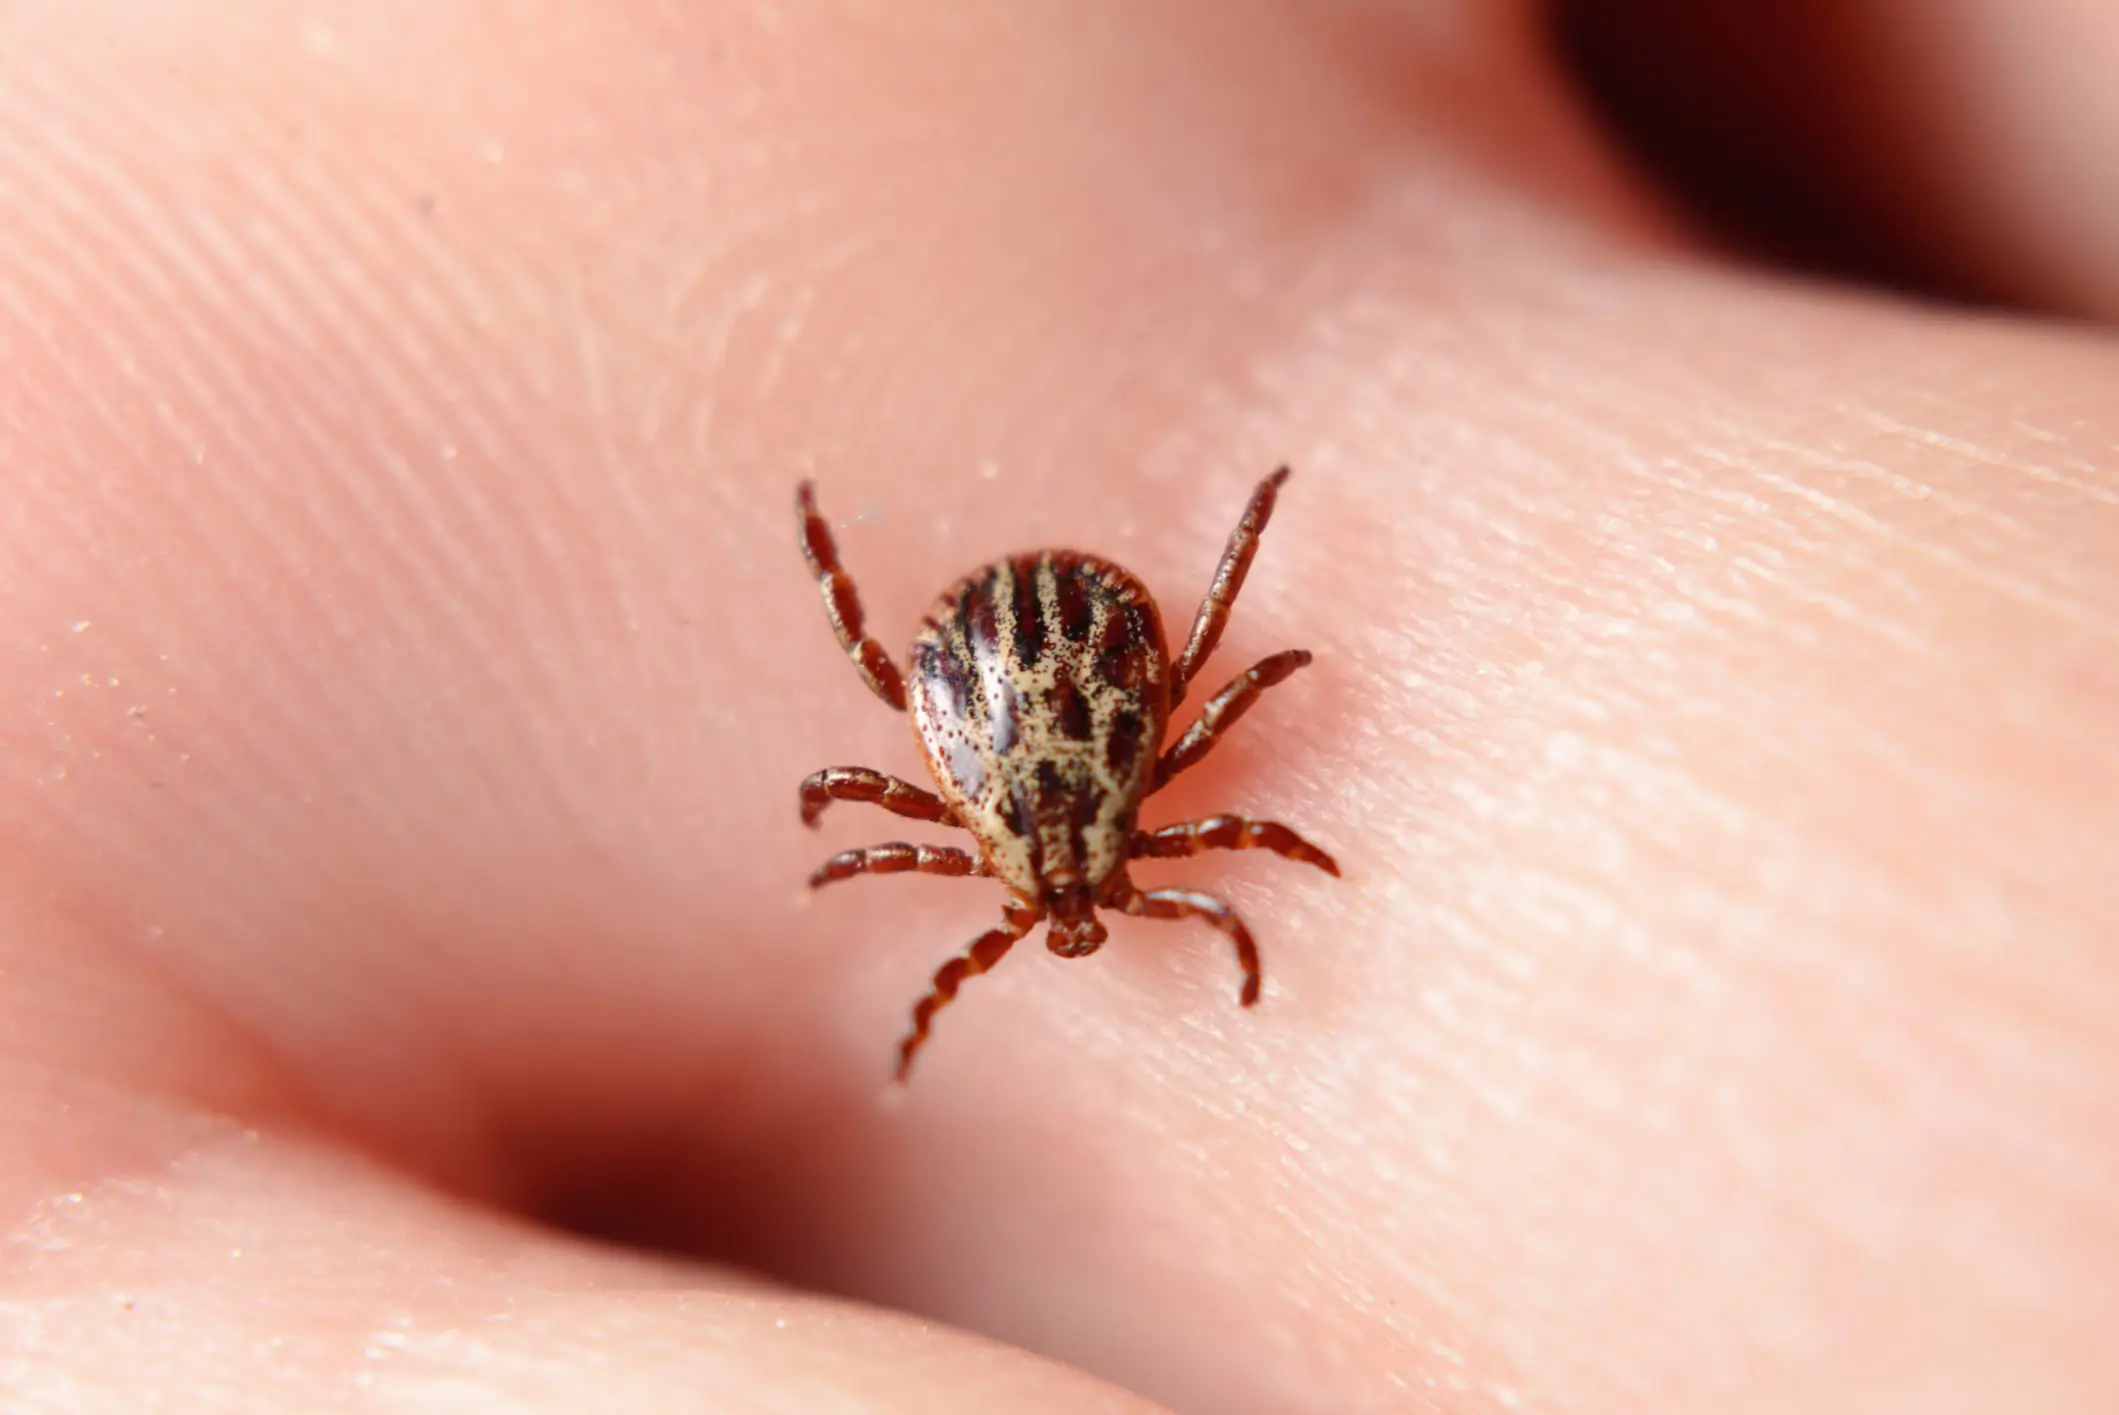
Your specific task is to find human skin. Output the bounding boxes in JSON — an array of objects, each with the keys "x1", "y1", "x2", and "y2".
[{"x1": 3, "y1": 2, "x2": 2116, "y2": 1412}]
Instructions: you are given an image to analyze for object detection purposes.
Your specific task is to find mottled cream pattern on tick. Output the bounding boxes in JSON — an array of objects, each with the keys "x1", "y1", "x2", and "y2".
[
  {"x1": 797, "y1": 469, "x2": 1338, "y2": 1082},
  {"x1": 909, "y1": 553, "x2": 1167, "y2": 929}
]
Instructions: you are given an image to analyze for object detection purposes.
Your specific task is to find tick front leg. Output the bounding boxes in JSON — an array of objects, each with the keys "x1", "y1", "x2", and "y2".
[
  {"x1": 1154, "y1": 648, "x2": 1311, "y2": 790},
  {"x1": 809, "y1": 842, "x2": 986, "y2": 889},
  {"x1": 1132, "y1": 815, "x2": 1340, "y2": 877},
  {"x1": 896, "y1": 897, "x2": 1041, "y2": 1082},
  {"x1": 800, "y1": 766, "x2": 953, "y2": 828},
  {"x1": 1114, "y1": 885, "x2": 1263, "y2": 1007},
  {"x1": 1170, "y1": 467, "x2": 1289, "y2": 707},
  {"x1": 797, "y1": 481, "x2": 908, "y2": 712}
]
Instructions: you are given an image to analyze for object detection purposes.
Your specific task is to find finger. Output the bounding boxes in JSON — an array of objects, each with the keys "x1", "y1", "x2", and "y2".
[
  {"x1": 3, "y1": 1119, "x2": 1163, "y2": 1414},
  {"x1": 3, "y1": 4, "x2": 2117, "y2": 1415},
  {"x1": 1561, "y1": 0, "x2": 2119, "y2": 318}
]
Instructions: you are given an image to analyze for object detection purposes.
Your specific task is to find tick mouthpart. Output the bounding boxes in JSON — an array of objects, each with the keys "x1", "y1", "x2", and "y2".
[
  {"x1": 1048, "y1": 914, "x2": 1108, "y2": 957},
  {"x1": 1043, "y1": 880, "x2": 1107, "y2": 956}
]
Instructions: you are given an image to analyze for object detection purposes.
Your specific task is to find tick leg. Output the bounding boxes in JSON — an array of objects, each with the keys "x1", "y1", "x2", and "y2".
[
  {"x1": 800, "y1": 766, "x2": 953, "y2": 828},
  {"x1": 1132, "y1": 815, "x2": 1339, "y2": 877},
  {"x1": 810, "y1": 841, "x2": 987, "y2": 889},
  {"x1": 1170, "y1": 467, "x2": 1289, "y2": 708},
  {"x1": 897, "y1": 897, "x2": 1041, "y2": 1082},
  {"x1": 797, "y1": 481, "x2": 908, "y2": 712},
  {"x1": 1154, "y1": 649, "x2": 1311, "y2": 790},
  {"x1": 1114, "y1": 885, "x2": 1262, "y2": 1007}
]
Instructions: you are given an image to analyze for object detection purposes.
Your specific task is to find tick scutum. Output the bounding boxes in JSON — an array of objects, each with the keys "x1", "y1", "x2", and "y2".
[{"x1": 908, "y1": 552, "x2": 1170, "y2": 902}]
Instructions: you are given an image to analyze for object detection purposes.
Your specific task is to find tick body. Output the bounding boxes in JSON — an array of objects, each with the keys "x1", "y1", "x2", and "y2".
[{"x1": 798, "y1": 469, "x2": 1337, "y2": 1081}]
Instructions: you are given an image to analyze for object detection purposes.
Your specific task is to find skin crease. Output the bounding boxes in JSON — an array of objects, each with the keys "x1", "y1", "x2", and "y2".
[
  {"x1": 2, "y1": 1, "x2": 2117, "y2": 1412},
  {"x1": 1559, "y1": 0, "x2": 2119, "y2": 317}
]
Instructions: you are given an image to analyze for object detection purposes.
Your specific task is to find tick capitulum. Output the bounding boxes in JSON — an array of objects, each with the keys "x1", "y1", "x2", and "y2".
[{"x1": 797, "y1": 468, "x2": 1338, "y2": 1082}]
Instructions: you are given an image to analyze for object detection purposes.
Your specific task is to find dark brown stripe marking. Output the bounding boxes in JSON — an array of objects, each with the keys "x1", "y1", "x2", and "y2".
[
  {"x1": 1051, "y1": 675, "x2": 1092, "y2": 741},
  {"x1": 1067, "y1": 777, "x2": 1103, "y2": 867},
  {"x1": 1098, "y1": 640, "x2": 1147, "y2": 692},
  {"x1": 1095, "y1": 602, "x2": 1153, "y2": 690},
  {"x1": 1009, "y1": 558, "x2": 1045, "y2": 665},
  {"x1": 998, "y1": 788, "x2": 1033, "y2": 841},
  {"x1": 966, "y1": 572, "x2": 1003, "y2": 658},
  {"x1": 1105, "y1": 707, "x2": 1145, "y2": 780},
  {"x1": 1051, "y1": 558, "x2": 1094, "y2": 642}
]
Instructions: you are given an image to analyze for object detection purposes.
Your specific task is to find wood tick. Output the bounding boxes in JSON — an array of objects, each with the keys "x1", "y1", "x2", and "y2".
[{"x1": 797, "y1": 468, "x2": 1338, "y2": 1081}]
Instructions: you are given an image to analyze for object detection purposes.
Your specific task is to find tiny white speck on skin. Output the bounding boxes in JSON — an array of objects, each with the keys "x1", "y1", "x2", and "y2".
[
  {"x1": 71, "y1": 621, "x2": 90, "y2": 633},
  {"x1": 297, "y1": 20, "x2": 338, "y2": 58}
]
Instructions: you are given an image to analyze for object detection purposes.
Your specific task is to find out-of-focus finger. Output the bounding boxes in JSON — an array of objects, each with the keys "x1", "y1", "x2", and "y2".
[{"x1": 1561, "y1": 0, "x2": 2119, "y2": 317}]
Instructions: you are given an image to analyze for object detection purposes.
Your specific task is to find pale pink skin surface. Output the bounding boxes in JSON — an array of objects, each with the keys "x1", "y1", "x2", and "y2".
[{"x1": 4, "y1": 3, "x2": 2118, "y2": 1412}]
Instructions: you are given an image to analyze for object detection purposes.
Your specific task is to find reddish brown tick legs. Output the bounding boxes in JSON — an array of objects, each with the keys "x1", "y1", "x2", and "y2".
[
  {"x1": 795, "y1": 468, "x2": 1338, "y2": 1081},
  {"x1": 799, "y1": 766, "x2": 953, "y2": 829}
]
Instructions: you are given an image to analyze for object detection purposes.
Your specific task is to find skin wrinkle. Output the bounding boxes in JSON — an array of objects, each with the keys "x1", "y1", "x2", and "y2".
[
  {"x1": 1, "y1": 59, "x2": 588, "y2": 868},
  {"x1": 1241, "y1": 271, "x2": 2118, "y2": 1407}
]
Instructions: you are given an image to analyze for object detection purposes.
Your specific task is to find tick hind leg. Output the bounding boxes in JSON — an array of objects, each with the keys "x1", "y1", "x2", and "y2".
[
  {"x1": 896, "y1": 897, "x2": 1041, "y2": 1082},
  {"x1": 1113, "y1": 884, "x2": 1262, "y2": 1007},
  {"x1": 809, "y1": 842, "x2": 986, "y2": 889},
  {"x1": 1154, "y1": 648, "x2": 1311, "y2": 789},
  {"x1": 1170, "y1": 467, "x2": 1289, "y2": 707},
  {"x1": 1132, "y1": 815, "x2": 1339, "y2": 877},
  {"x1": 797, "y1": 482, "x2": 908, "y2": 711},
  {"x1": 800, "y1": 766, "x2": 953, "y2": 828}
]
